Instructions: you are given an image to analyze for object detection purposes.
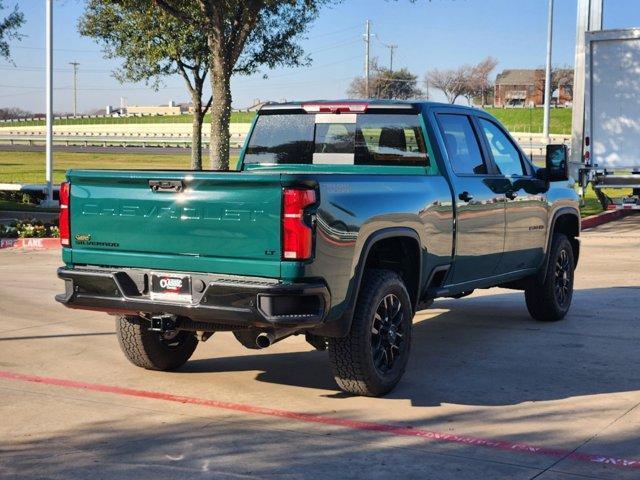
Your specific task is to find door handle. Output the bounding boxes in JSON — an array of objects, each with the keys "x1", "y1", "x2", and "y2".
[
  {"x1": 149, "y1": 180, "x2": 184, "y2": 193},
  {"x1": 458, "y1": 191, "x2": 473, "y2": 202},
  {"x1": 505, "y1": 190, "x2": 518, "y2": 200}
]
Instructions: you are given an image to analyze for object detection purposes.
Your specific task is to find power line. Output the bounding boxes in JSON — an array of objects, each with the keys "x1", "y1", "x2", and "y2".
[
  {"x1": 305, "y1": 23, "x2": 361, "y2": 39},
  {"x1": 305, "y1": 36, "x2": 361, "y2": 55},
  {"x1": 234, "y1": 54, "x2": 361, "y2": 83},
  {"x1": 11, "y1": 45, "x2": 101, "y2": 54}
]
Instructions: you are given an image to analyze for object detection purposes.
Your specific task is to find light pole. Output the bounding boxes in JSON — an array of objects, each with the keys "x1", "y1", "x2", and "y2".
[
  {"x1": 44, "y1": 0, "x2": 54, "y2": 206},
  {"x1": 364, "y1": 20, "x2": 371, "y2": 98},
  {"x1": 69, "y1": 61, "x2": 79, "y2": 117},
  {"x1": 543, "y1": 0, "x2": 554, "y2": 140}
]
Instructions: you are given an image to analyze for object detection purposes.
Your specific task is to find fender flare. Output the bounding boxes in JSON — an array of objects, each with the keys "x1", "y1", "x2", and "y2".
[
  {"x1": 313, "y1": 227, "x2": 422, "y2": 338},
  {"x1": 538, "y1": 207, "x2": 581, "y2": 282}
]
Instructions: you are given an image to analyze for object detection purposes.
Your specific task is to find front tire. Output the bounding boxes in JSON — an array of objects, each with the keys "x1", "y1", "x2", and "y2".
[
  {"x1": 116, "y1": 315, "x2": 198, "y2": 371},
  {"x1": 525, "y1": 233, "x2": 575, "y2": 322},
  {"x1": 328, "y1": 269, "x2": 413, "y2": 397}
]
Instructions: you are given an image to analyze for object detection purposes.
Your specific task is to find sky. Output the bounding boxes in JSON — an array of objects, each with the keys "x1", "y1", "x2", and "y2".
[{"x1": 2, "y1": 0, "x2": 640, "y2": 114}]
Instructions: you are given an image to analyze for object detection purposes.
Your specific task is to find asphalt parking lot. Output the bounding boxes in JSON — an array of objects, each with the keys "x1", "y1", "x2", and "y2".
[{"x1": 1, "y1": 215, "x2": 639, "y2": 480}]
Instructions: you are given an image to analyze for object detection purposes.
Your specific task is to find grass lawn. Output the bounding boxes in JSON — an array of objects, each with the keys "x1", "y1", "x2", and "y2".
[
  {"x1": 580, "y1": 185, "x2": 634, "y2": 218},
  {"x1": 581, "y1": 186, "x2": 604, "y2": 218},
  {"x1": 0, "y1": 151, "x2": 239, "y2": 184},
  {"x1": 1, "y1": 111, "x2": 256, "y2": 128},
  {"x1": 484, "y1": 108, "x2": 573, "y2": 135},
  {"x1": 3, "y1": 108, "x2": 573, "y2": 135}
]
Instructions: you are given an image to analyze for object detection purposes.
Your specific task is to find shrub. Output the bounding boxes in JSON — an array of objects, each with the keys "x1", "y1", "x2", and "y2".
[
  {"x1": 0, "y1": 219, "x2": 59, "y2": 238},
  {"x1": 0, "y1": 191, "x2": 46, "y2": 205}
]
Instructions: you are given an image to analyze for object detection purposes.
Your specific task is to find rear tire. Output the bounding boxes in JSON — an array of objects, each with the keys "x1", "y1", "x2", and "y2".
[
  {"x1": 328, "y1": 269, "x2": 413, "y2": 397},
  {"x1": 116, "y1": 315, "x2": 198, "y2": 370},
  {"x1": 525, "y1": 233, "x2": 575, "y2": 322}
]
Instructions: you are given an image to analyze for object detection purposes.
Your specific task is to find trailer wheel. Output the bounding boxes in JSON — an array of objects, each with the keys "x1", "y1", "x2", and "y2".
[
  {"x1": 525, "y1": 233, "x2": 575, "y2": 322},
  {"x1": 328, "y1": 269, "x2": 413, "y2": 397},
  {"x1": 116, "y1": 315, "x2": 198, "y2": 370}
]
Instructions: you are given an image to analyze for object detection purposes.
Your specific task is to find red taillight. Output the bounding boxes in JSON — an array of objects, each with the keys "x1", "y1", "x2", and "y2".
[
  {"x1": 59, "y1": 182, "x2": 70, "y2": 246},
  {"x1": 282, "y1": 188, "x2": 316, "y2": 260},
  {"x1": 584, "y1": 136, "x2": 591, "y2": 165}
]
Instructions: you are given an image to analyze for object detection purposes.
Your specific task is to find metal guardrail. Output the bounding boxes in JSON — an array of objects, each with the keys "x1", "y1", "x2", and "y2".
[
  {"x1": 0, "y1": 132, "x2": 571, "y2": 155},
  {"x1": 0, "y1": 132, "x2": 247, "y2": 148},
  {"x1": 0, "y1": 182, "x2": 59, "y2": 193}
]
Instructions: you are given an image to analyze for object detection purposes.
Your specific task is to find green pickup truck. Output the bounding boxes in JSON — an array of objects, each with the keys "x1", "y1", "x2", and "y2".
[{"x1": 56, "y1": 101, "x2": 580, "y2": 396}]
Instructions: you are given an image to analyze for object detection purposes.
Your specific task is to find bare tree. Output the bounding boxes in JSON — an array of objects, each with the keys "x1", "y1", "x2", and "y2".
[
  {"x1": 464, "y1": 57, "x2": 498, "y2": 106},
  {"x1": 535, "y1": 66, "x2": 574, "y2": 103},
  {"x1": 553, "y1": 67, "x2": 573, "y2": 101},
  {"x1": 426, "y1": 66, "x2": 468, "y2": 104},
  {"x1": 0, "y1": 107, "x2": 32, "y2": 120}
]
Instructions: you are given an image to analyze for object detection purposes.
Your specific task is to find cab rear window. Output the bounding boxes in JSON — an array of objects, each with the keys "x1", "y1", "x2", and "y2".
[{"x1": 243, "y1": 113, "x2": 429, "y2": 166}]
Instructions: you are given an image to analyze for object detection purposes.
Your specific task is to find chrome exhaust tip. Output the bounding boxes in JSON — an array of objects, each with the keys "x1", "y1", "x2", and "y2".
[{"x1": 255, "y1": 332, "x2": 274, "y2": 349}]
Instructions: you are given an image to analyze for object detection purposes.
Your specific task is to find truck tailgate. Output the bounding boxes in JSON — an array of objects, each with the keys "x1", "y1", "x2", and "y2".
[{"x1": 67, "y1": 170, "x2": 283, "y2": 277}]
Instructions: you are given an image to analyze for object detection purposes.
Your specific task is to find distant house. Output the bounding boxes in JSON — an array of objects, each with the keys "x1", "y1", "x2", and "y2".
[
  {"x1": 494, "y1": 69, "x2": 544, "y2": 107},
  {"x1": 494, "y1": 69, "x2": 573, "y2": 108}
]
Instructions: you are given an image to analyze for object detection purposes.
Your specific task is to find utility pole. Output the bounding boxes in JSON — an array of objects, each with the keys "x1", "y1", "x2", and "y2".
[
  {"x1": 364, "y1": 20, "x2": 371, "y2": 98},
  {"x1": 44, "y1": 0, "x2": 54, "y2": 206},
  {"x1": 69, "y1": 61, "x2": 79, "y2": 117},
  {"x1": 425, "y1": 79, "x2": 430, "y2": 101},
  {"x1": 543, "y1": 0, "x2": 554, "y2": 140},
  {"x1": 386, "y1": 43, "x2": 397, "y2": 72}
]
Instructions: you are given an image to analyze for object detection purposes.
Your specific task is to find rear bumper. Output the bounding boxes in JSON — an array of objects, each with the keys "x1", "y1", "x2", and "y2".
[{"x1": 55, "y1": 267, "x2": 330, "y2": 330}]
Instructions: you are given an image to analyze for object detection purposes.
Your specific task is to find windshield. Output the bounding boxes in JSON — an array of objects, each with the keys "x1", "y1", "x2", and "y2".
[{"x1": 243, "y1": 113, "x2": 429, "y2": 167}]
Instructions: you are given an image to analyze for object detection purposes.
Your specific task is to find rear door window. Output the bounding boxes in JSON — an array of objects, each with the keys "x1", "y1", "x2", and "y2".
[
  {"x1": 243, "y1": 113, "x2": 428, "y2": 166},
  {"x1": 356, "y1": 114, "x2": 428, "y2": 166},
  {"x1": 436, "y1": 114, "x2": 487, "y2": 175}
]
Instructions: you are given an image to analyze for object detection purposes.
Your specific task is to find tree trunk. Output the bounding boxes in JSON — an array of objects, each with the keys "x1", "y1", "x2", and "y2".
[
  {"x1": 190, "y1": 96, "x2": 203, "y2": 170},
  {"x1": 209, "y1": 60, "x2": 232, "y2": 171}
]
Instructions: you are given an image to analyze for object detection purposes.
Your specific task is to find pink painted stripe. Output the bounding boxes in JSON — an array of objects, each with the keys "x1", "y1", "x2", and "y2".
[{"x1": 0, "y1": 369, "x2": 637, "y2": 470}]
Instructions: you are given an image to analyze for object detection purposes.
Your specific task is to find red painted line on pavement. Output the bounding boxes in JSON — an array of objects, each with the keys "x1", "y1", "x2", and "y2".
[{"x1": 1, "y1": 369, "x2": 638, "y2": 470}]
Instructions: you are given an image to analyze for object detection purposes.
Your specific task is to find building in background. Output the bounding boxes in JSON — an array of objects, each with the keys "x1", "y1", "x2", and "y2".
[
  {"x1": 494, "y1": 69, "x2": 573, "y2": 108},
  {"x1": 494, "y1": 69, "x2": 544, "y2": 107},
  {"x1": 125, "y1": 100, "x2": 182, "y2": 116}
]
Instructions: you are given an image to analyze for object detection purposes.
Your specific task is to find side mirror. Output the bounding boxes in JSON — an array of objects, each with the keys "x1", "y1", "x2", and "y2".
[{"x1": 545, "y1": 144, "x2": 569, "y2": 181}]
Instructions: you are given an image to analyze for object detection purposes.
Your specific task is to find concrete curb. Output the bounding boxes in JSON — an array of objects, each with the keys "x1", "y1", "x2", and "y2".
[
  {"x1": 0, "y1": 237, "x2": 60, "y2": 250},
  {"x1": 581, "y1": 209, "x2": 633, "y2": 230}
]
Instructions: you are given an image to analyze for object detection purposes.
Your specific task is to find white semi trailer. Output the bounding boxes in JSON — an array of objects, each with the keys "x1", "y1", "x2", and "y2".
[{"x1": 571, "y1": 0, "x2": 640, "y2": 210}]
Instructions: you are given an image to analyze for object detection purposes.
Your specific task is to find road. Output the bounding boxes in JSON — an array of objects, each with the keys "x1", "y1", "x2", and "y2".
[{"x1": 1, "y1": 216, "x2": 639, "y2": 480}]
